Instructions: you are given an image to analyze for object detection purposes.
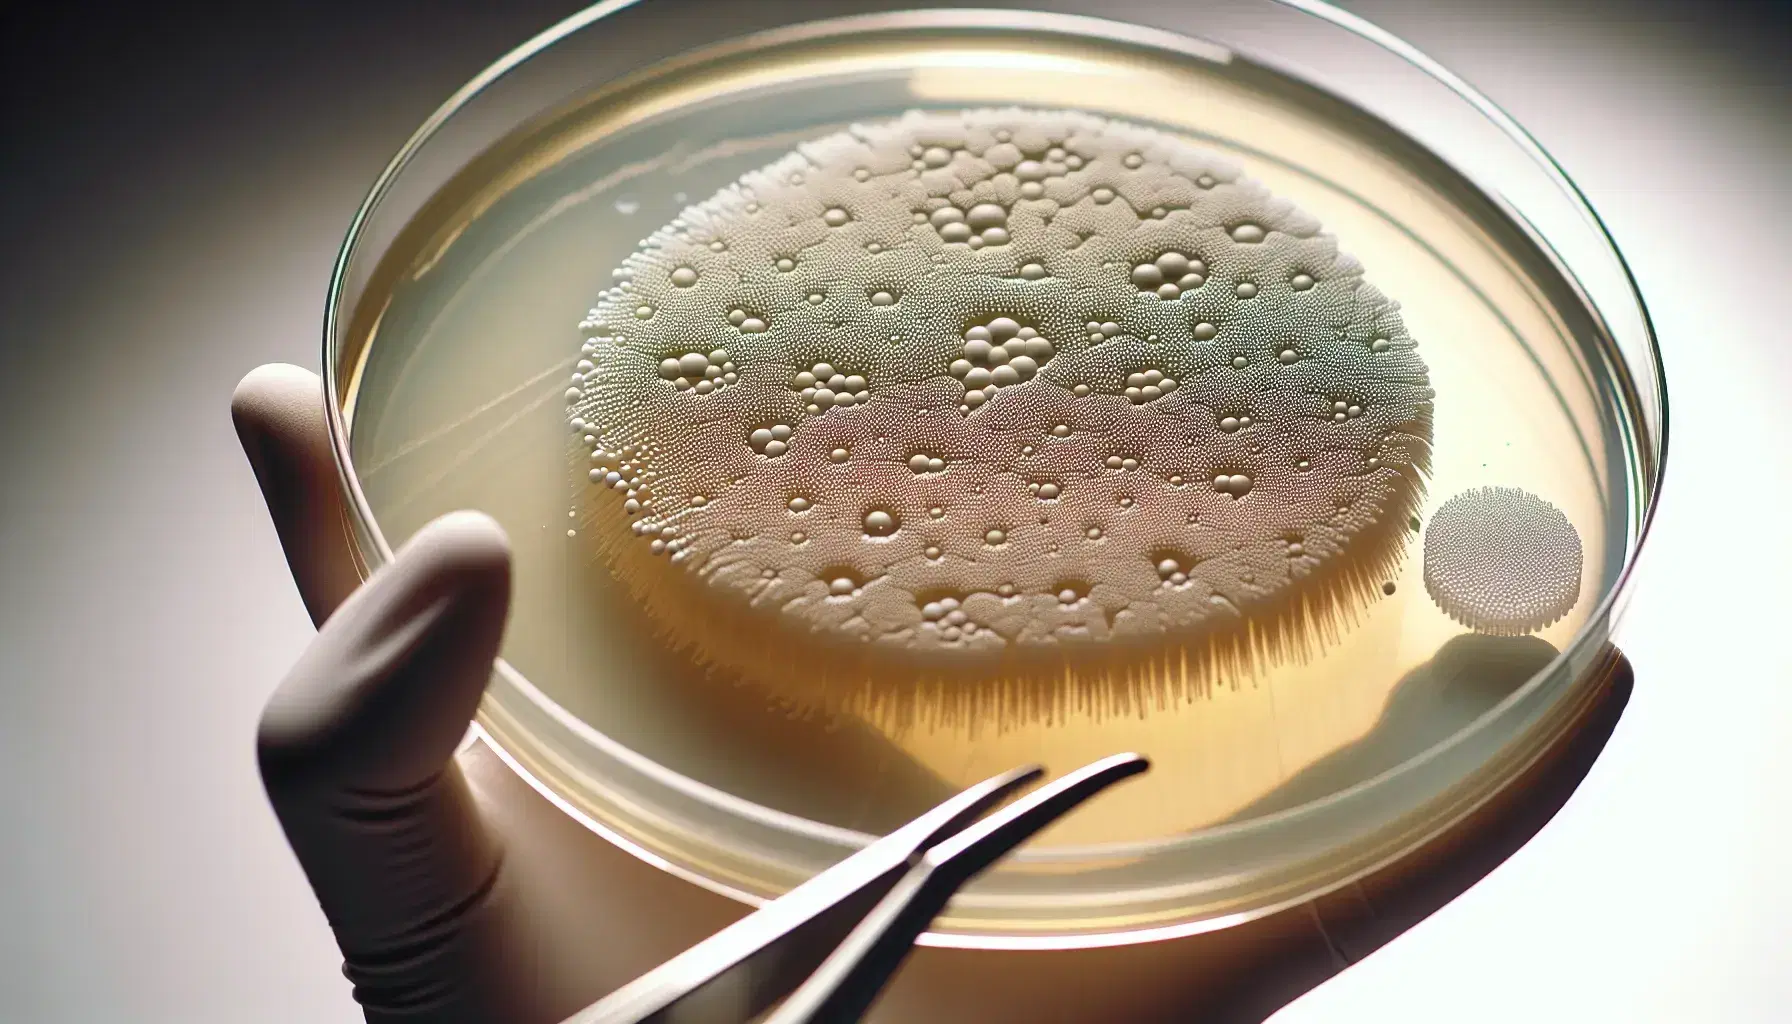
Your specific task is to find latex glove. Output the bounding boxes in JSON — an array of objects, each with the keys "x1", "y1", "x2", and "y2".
[
  {"x1": 234, "y1": 362, "x2": 1631, "y2": 1024},
  {"x1": 235, "y1": 363, "x2": 751, "y2": 1024}
]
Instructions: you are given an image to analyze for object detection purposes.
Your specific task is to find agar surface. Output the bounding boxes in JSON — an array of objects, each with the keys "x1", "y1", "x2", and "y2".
[
  {"x1": 567, "y1": 108, "x2": 1434, "y2": 725},
  {"x1": 1424, "y1": 486, "x2": 1582, "y2": 636}
]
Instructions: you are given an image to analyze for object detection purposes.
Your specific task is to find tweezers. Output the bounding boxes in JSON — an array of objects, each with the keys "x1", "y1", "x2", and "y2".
[{"x1": 562, "y1": 752, "x2": 1149, "y2": 1024}]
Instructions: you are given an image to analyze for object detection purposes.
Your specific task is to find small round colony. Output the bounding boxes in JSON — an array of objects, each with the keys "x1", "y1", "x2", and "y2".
[
  {"x1": 569, "y1": 107, "x2": 1434, "y2": 725},
  {"x1": 1423, "y1": 486, "x2": 1582, "y2": 635}
]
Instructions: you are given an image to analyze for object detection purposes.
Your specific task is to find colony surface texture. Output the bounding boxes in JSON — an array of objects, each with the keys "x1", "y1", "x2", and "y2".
[
  {"x1": 567, "y1": 107, "x2": 1434, "y2": 722},
  {"x1": 1423, "y1": 486, "x2": 1582, "y2": 636}
]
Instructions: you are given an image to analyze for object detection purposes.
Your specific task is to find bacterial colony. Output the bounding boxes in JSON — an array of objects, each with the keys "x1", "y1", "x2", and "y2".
[{"x1": 564, "y1": 108, "x2": 1583, "y2": 725}]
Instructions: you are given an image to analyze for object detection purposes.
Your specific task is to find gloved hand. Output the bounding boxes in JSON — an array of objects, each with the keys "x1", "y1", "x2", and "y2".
[
  {"x1": 234, "y1": 363, "x2": 748, "y2": 1024},
  {"x1": 234, "y1": 362, "x2": 1631, "y2": 1024}
]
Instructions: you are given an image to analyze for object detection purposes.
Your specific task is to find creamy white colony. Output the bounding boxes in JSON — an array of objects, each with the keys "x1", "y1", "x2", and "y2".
[
  {"x1": 567, "y1": 107, "x2": 1434, "y2": 720},
  {"x1": 1424, "y1": 486, "x2": 1583, "y2": 635}
]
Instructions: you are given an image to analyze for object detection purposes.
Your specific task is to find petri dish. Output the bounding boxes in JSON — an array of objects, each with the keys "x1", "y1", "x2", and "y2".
[{"x1": 324, "y1": 2, "x2": 1664, "y2": 944}]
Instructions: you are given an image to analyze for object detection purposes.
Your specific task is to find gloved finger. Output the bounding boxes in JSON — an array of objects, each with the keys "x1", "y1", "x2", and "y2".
[
  {"x1": 232, "y1": 363, "x2": 362, "y2": 626},
  {"x1": 260, "y1": 510, "x2": 538, "y2": 1021}
]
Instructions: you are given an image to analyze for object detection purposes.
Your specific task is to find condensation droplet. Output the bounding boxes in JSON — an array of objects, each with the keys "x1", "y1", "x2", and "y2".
[{"x1": 863, "y1": 509, "x2": 899, "y2": 536}]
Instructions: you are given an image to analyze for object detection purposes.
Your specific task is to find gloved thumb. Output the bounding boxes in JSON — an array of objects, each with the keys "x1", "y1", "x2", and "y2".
[
  {"x1": 259, "y1": 510, "x2": 530, "y2": 1021},
  {"x1": 231, "y1": 363, "x2": 363, "y2": 626}
]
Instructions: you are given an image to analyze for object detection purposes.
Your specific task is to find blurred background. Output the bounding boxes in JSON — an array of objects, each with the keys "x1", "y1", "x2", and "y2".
[{"x1": 1, "y1": 0, "x2": 1787, "y2": 1021}]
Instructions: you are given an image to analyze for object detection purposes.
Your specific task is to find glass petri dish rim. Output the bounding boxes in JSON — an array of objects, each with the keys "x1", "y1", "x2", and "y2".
[{"x1": 321, "y1": 0, "x2": 1668, "y2": 946}]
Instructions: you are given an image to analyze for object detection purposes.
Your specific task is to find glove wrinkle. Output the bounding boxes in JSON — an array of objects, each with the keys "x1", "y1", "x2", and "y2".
[
  {"x1": 340, "y1": 848, "x2": 508, "y2": 1016},
  {"x1": 336, "y1": 772, "x2": 452, "y2": 823}
]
